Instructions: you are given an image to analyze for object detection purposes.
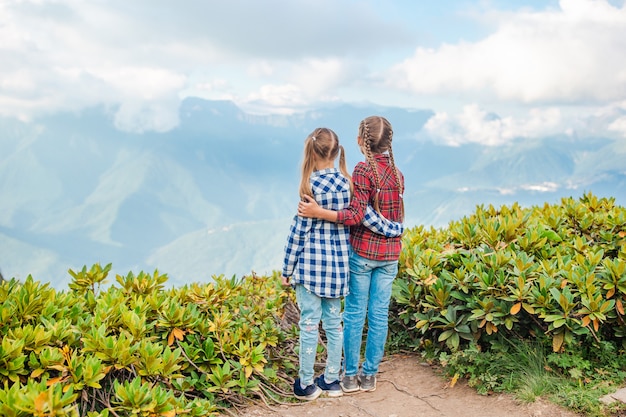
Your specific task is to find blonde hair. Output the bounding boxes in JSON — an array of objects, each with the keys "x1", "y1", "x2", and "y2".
[
  {"x1": 299, "y1": 127, "x2": 351, "y2": 198},
  {"x1": 358, "y1": 116, "x2": 404, "y2": 220}
]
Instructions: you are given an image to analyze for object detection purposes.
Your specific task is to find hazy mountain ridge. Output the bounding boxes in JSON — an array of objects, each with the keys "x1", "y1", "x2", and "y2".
[{"x1": 0, "y1": 98, "x2": 624, "y2": 288}]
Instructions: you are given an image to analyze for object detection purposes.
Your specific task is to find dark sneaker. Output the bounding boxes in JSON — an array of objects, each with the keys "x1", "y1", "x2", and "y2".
[
  {"x1": 340, "y1": 374, "x2": 360, "y2": 393},
  {"x1": 315, "y1": 375, "x2": 343, "y2": 397},
  {"x1": 359, "y1": 374, "x2": 376, "y2": 392},
  {"x1": 293, "y1": 378, "x2": 322, "y2": 401}
]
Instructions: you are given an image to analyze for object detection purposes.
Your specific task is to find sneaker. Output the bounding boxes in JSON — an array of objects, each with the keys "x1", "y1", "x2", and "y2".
[
  {"x1": 359, "y1": 374, "x2": 376, "y2": 392},
  {"x1": 315, "y1": 375, "x2": 343, "y2": 397},
  {"x1": 293, "y1": 378, "x2": 322, "y2": 401},
  {"x1": 340, "y1": 374, "x2": 360, "y2": 393}
]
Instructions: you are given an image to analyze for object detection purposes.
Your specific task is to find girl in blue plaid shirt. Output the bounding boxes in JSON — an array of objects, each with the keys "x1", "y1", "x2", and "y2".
[
  {"x1": 298, "y1": 116, "x2": 404, "y2": 394},
  {"x1": 282, "y1": 127, "x2": 402, "y2": 400}
]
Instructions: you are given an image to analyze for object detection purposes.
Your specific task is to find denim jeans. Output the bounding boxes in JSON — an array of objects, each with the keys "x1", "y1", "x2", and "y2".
[
  {"x1": 343, "y1": 251, "x2": 398, "y2": 377},
  {"x1": 295, "y1": 284, "x2": 343, "y2": 386}
]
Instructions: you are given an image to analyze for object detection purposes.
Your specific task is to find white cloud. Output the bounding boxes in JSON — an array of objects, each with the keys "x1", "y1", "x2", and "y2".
[
  {"x1": 0, "y1": 1, "x2": 191, "y2": 130},
  {"x1": 240, "y1": 58, "x2": 348, "y2": 114},
  {"x1": 599, "y1": 100, "x2": 626, "y2": 138},
  {"x1": 234, "y1": 58, "x2": 352, "y2": 114},
  {"x1": 248, "y1": 61, "x2": 275, "y2": 78},
  {"x1": 291, "y1": 58, "x2": 347, "y2": 99},
  {"x1": 0, "y1": 0, "x2": 412, "y2": 130},
  {"x1": 2, "y1": 0, "x2": 626, "y2": 135},
  {"x1": 566, "y1": 100, "x2": 626, "y2": 139},
  {"x1": 89, "y1": 67, "x2": 186, "y2": 101},
  {"x1": 389, "y1": 0, "x2": 626, "y2": 105},
  {"x1": 424, "y1": 104, "x2": 563, "y2": 146},
  {"x1": 245, "y1": 84, "x2": 308, "y2": 115},
  {"x1": 608, "y1": 116, "x2": 626, "y2": 137},
  {"x1": 113, "y1": 100, "x2": 181, "y2": 133},
  {"x1": 519, "y1": 182, "x2": 560, "y2": 192}
]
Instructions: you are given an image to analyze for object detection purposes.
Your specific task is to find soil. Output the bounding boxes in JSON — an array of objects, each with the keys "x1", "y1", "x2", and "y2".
[{"x1": 228, "y1": 354, "x2": 583, "y2": 417}]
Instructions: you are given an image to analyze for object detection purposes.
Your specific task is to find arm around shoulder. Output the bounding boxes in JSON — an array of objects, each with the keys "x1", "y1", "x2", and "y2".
[
  {"x1": 297, "y1": 195, "x2": 339, "y2": 222},
  {"x1": 362, "y1": 205, "x2": 403, "y2": 237}
]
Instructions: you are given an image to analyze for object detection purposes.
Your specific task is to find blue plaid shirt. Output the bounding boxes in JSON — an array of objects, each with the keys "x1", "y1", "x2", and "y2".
[{"x1": 282, "y1": 168, "x2": 403, "y2": 298}]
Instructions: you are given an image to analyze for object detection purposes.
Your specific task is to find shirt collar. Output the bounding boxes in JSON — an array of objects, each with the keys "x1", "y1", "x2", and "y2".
[{"x1": 313, "y1": 167, "x2": 339, "y2": 176}]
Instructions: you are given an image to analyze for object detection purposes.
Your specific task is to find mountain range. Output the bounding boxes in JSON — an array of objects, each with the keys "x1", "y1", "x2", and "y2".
[{"x1": 1, "y1": 98, "x2": 624, "y2": 289}]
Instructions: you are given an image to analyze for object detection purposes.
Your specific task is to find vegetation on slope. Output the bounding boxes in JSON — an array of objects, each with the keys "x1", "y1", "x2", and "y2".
[
  {"x1": 389, "y1": 192, "x2": 626, "y2": 415},
  {"x1": 1, "y1": 192, "x2": 625, "y2": 416},
  {"x1": 0, "y1": 267, "x2": 300, "y2": 416}
]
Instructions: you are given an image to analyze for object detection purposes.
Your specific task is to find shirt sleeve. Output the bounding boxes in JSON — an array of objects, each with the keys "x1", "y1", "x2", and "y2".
[
  {"x1": 336, "y1": 163, "x2": 371, "y2": 226},
  {"x1": 282, "y1": 214, "x2": 312, "y2": 277},
  {"x1": 362, "y1": 205, "x2": 404, "y2": 237}
]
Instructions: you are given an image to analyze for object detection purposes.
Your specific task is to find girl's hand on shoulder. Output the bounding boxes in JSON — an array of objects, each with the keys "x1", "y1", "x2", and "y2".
[{"x1": 298, "y1": 195, "x2": 320, "y2": 218}]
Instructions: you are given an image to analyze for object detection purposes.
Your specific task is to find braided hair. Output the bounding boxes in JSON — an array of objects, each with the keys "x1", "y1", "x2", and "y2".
[{"x1": 358, "y1": 116, "x2": 404, "y2": 220}]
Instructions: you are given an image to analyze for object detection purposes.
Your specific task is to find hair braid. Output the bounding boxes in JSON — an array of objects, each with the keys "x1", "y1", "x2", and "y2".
[
  {"x1": 383, "y1": 121, "x2": 405, "y2": 221},
  {"x1": 387, "y1": 148, "x2": 404, "y2": 221},
  {"x1": 362, "y1": 119, "x2": 383, "y2": 213}
]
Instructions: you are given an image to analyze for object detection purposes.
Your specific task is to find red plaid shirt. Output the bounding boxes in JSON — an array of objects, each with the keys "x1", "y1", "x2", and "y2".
[{"x1": 336, "y1": 154, "x2": 404, "y2": 261}]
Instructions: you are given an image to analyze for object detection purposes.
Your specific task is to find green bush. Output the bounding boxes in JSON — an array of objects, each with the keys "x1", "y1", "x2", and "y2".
[
  {"x1": 389, "y1": 192, "x2": 626, "y2": 415},
  {"x1": 3, "y1": 191, "x2": 625, "y2": 416},
  {"x1": 0, "y1": 267, "x2": 299, "y2": 416},
  {"x1": 391, "y1": 192, "x2": 626, "y2": 353}
]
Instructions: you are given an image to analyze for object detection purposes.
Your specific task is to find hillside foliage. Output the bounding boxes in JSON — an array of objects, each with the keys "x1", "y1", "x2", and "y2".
[
  {"x1": 388, "y1": 192, "x2": 626, "y2": 414},
  {"x1": 390, "y1": 192, "x2": 626, "y2": 353},
  {"x1": 0, "y1": 268, "x2": 300, "y2": 416},
  {"x1": 1, "y1": 192, "x2": 625, "y2": 416}
]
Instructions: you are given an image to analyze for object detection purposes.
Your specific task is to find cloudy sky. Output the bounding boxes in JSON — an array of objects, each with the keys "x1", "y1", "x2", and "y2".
[{"x1": 2, "y1": 0, "x2": 626, "y2": 146}]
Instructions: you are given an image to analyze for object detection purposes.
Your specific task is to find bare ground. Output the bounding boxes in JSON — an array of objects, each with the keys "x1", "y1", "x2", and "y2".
[{"x1": 229, "y1": 354, "x2": 583, "y2": 417}]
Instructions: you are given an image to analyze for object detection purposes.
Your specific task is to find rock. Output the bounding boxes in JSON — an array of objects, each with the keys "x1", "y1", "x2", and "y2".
[{"x1": 599, "y1": 387, "x2": 626, "y2": 405}]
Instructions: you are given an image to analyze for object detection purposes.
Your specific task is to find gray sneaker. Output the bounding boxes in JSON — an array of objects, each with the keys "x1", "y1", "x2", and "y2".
[
  {"x1": 359, "y1": 374, "x2": 376, "y2": 392},
  {"x1": 340, "y1": 375, "x2": 360, "y2": 393}
]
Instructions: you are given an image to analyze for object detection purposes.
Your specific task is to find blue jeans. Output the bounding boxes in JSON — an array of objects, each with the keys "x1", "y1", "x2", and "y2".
[
  {"x1": 295, "y1": 284, "x2": 343, "y2": 386},
  {"x1": 343, "y1": 251, "x2": 398, "y2": 377}
]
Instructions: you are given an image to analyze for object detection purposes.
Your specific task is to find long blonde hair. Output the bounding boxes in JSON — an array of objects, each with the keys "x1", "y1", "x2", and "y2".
[
  {"x1": 358, "y1": 116, "x2": 404, "y2": 220},
  {"x1": 299, "y1": 127, "x2": 351, "y2": 198}
]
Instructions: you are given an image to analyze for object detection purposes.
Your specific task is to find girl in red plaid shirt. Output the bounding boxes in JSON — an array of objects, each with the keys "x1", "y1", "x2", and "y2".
[
  {"x1": 283, "y1": 126, "x2": 402, "y2": 401},
  {"x1": 298, "y1": 115, "x2": 404, "y2": 393}
]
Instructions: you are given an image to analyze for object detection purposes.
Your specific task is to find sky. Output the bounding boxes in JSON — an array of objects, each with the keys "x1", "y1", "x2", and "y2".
[{"x1": 2, "y1": 0, "x2": 626, "y2": 147}]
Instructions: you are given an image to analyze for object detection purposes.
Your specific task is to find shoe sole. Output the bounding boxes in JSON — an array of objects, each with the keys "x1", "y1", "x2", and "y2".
[
  {"x1": 359, "y1": 375, "x2": 376, "y2": 392},
  {"x1": 340, "y1": 384, "x2": 360, "y2": 393},
  {"x1": 314, "y1": 376, "x2": 344, "y2": 397},
  {"x1": 295, "y1": 392, "x2": 322, "y2": 401},
  {"x1": 294, "y1": 388, "x2": 322, "y2": 401}
]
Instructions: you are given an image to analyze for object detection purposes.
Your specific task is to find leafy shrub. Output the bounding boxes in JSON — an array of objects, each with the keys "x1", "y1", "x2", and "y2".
[
  {"x1": 0, "y1": 267, "x2": 299, "y2": 416},
  {"x1": 391, "y1": 192, "x2": 626, "y2": 354},
  {"x1": 3, "y1": 191, "x2": 625, "y2": 416},
  {"x1": 389, "y1": 192, "x2": 626, "y2": 415}
]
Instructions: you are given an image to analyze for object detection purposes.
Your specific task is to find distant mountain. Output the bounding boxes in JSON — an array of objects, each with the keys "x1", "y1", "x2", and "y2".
[{"x1": 0, "y1": 98, "x2": 624, "y2": 288}]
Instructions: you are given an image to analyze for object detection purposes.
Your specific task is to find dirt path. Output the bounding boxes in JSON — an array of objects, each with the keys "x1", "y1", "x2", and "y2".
[{"x1": 233, "y1": 354, "x2": 582, "y2": 417}]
